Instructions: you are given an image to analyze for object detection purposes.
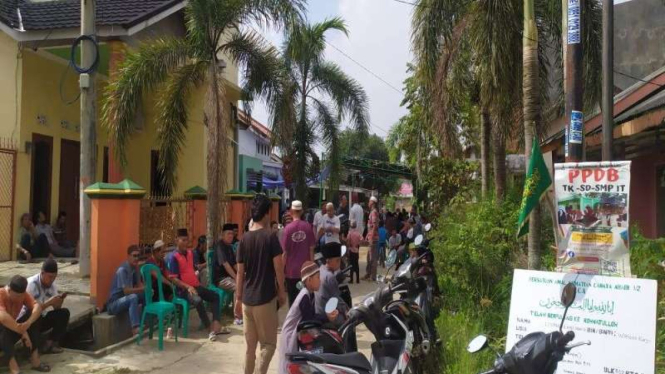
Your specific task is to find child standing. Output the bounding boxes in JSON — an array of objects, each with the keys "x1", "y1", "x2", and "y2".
[
  {"x1": 345, "y1": 221, "x2": 362, "y2": 284},
  {"x1": 378, "y1": 221, "x2": 387, "y2": 268}
]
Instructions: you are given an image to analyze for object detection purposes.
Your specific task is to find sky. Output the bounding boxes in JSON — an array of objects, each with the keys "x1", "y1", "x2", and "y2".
[
  {"x1": 246, "y1": 0, "x2": 413, "y2": 145},
  {"x1": 244, "y1": 0, "x2": 634, "y2": 149}
]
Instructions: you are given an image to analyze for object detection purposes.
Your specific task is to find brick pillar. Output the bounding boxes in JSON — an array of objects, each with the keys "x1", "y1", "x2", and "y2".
[{"x1": 85, "y1": 180, "x2": 145, "y2": 308}]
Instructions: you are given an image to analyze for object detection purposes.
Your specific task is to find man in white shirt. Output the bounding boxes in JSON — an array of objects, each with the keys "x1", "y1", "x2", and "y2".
[
  {"x1": 25, "y1": 258, "x2": 69, "y2": 354},
  {"x1": 349, "y1": 198, "x2": 365, "y2": 235},
  {"x1": 312, "y1": 200, "x2": 327, "y2": 237},
  {"x1": 318, "y1": 203, "x2": 341, "y2": 244}
]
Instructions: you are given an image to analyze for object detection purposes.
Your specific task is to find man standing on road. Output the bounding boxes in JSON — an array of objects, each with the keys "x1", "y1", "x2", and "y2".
[
  {"x1": 319, "y1": 203, "x2": 341, "y2": 244},
  {"x1": 281, "y1": 200, "x2": 316, "y2": 306},
  {"x1": 25, "y1": 258, "x2": 70, "y2": 354},
  {"x1": 363, "y1": 196, "x2": 380, "y2": 281},
  {"x1": 236, "y1": 194, "x2": 287, "y2": 374},
  {"x1": 337, "y1": 194, "x2": 350, "y2": 237},
  {"x1": 349, "y1": 197, "x2": 364, "y2": 235}
]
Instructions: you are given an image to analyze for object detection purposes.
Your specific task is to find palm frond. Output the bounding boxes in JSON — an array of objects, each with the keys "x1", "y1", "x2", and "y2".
[
  {"x1": 284, "y1": 18, "x2": 347, "y2": 73},
  {"x1": 155, "y1": 61, "x2": 208, "y2": 192},
  {"x1": 313, "y1": 98, "x2": 341, "y2": 195},
  {"x1": 101, "y1": 38, "x2": 192, "y2": 167},
  {"x1": 311, "y1": 61, "x2": 369, "y2": 134}
]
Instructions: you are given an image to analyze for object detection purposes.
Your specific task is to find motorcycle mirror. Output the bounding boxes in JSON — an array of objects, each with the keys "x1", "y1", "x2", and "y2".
[
  {"x1": 407, "y1": 228, "x2": 414, "y2": 240},
  {"x1": 341, "y1": 245, "x2": 347, "y2": 257},
  {"x1": 467, "y1": 335, "x2": 489, "y2": 353},
  {"x1": 424, "y1": 223, "x2": 432, "y2": 232},
  {"x1": 414, "y1": 235, "x2": 424, "y2": 246},
  {"x1": 559, "y1": 282, "x2": 577, "y2": 332},
  {"x1": 561, "y1": 282, "x2": 577, "y2": 308},
  {"x1": 325, "y1": 297, "x2": 339, "y2": 314},
  {"x1": 296, "y1": 281, "x2": 304, "y2": 291},
  {"x1": 386, "y1": 250, "x2": 397, "y2": 267}
]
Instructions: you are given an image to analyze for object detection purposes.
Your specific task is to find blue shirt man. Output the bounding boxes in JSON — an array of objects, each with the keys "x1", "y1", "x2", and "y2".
[{"x1": 107, "y1": 245, "x2": 144, "y2": 335}]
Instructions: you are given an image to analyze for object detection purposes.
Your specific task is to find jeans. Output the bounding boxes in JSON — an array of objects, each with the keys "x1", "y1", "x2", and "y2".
[
  {"x1": 285, "y1": 278, "x2": 301, "y2": 307},
  {"x1": 187, "y1": 286, "x2": 221, "y2": 328},
  {"x1": 40, "y1": 308, "x2": 70, "y2": 344},
  {"x1": 378, "y1": 242, "x2": 386, "y2": 267},
  {"x1": 108, "y1": 293, "x2": 144, "y2": 328},
  {"x1": 349, "y1": 252, "x2": 360, "y2": 283},
  {"x1": 243, "y1": 298, "x2": 278, "y2": 374},
  {"x1": 20, "y1": 233, "x2": 50, "y2": 258},
  {"x1": 0, "y1": 310, "x2": 40, "y2": 359}
]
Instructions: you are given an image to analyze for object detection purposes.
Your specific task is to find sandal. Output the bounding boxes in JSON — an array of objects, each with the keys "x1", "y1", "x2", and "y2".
[
  {"x1": 31, "y1": 363, "x2": 51, "y2": 372},
  {"x1": 208, "y1": 332, "x2": 217, "y2": 342}
]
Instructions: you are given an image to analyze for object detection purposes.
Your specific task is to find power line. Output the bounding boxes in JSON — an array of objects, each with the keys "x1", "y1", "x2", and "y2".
[
  {"x1": 614, "y1": 70, "x2": 664, "y2": 88},
  {"x1": 324, "y1": 40, "x2": 404, "y2": 95}
]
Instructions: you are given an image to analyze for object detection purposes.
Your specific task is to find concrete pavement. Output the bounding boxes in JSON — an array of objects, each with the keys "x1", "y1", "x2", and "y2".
[{"x1": 36, "y1": 254, "x2": 385, "y2": 374}]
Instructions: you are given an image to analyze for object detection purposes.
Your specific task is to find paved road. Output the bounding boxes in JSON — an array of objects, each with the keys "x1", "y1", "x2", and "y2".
[{"x1": 44, "y1": 254, "x2": 384, "y2": 374}]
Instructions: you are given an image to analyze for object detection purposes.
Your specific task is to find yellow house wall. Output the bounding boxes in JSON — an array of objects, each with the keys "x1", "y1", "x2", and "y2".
[
  {"x1": 12, "y1": 43, "x2": 239, "y2": 247},
  {"x1": 0, "y1": 32, "x2": 21, "y2": 141}
]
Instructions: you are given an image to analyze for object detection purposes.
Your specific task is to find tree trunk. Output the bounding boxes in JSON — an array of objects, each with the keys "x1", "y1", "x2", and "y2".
[
  {"x1": 295, "y1": 75, "x2": 309, "y2": 206},
  {"x1": 480, "y1": 107, "x2": 491, "y2": 199},
  {"x1": 204, "y1": 63, "x2": 228, "y2": 248},
  {"x1": 492, "y1": 120, "x2": 506, "y2": 202},
  {"x1": 524, "y1": 0, "x2": 541, "y2": 269}
]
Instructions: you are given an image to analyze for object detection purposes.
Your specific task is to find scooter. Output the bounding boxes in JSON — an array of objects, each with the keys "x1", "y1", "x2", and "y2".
[
  {"x1": 467, "y1": 283, "x2": 591, "y2": 374},
  {"x1": 288, "y1": 283, "x2": 426, "y2": 374}
]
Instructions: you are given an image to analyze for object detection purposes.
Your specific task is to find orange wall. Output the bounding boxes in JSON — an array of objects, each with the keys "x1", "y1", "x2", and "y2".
[{"x1": 90, "y1": 198, "x2": 141, "y2": 308}]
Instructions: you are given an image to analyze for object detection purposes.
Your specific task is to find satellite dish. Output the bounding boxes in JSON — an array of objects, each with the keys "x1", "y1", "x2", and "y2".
[
  {"x1": 414, "y1": 235, "x2": 424, "y2": 246},
  {"x1": 325, "y1": 297, "x2": 339, "y2": 314}
]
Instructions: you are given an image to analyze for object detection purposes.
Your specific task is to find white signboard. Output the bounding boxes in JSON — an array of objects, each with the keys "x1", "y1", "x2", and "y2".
[
  {"x1": 555, "y1": 162, "x2": 632, "y2": 277},
  {"x1": 506, "y1": 270, "x2": 657, "y2": 374}
]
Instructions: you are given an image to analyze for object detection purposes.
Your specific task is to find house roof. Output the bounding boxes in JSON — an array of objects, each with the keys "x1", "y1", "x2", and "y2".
[
  {"x1": 0, "y1": 0, "x2": 182, "y2": 31},
  {"x1": 237, "y1": 110, "x2": 272, "y2": 139}
]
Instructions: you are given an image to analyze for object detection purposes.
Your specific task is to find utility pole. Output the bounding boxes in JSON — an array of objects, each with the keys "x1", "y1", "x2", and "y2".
[
  {"x1": 602, "y1": 0, "x2": 614, "y2": 161},
  {"x1": 565, "y1": 0, "x2": 584, "y2": 162},
  {"x1": 79, "y1": 0, "x2": 96, "y2": 277}
]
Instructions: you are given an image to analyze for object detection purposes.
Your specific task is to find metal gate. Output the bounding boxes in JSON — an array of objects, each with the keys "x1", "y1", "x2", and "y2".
[{"x1": 0, "y1": 140, "x2": 17, "y2": 261}]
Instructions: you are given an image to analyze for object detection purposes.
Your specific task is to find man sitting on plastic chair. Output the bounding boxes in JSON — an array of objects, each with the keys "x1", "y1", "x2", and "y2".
[
  {"x1": 168, "y1": 228, "x2": 229, "y2": 340},
  {"x1": 213, "y1": 224, "x2": 242, "y2": 325}
]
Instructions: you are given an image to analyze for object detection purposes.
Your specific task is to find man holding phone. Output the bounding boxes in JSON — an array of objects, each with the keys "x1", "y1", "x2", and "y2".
[{"x1": 25, "y1": 258, "x2": 70, "y2": 354}]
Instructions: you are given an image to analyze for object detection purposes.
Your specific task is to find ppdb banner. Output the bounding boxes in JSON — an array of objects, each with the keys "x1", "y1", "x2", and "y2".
[{"x1": 554, "y1": 161, "x2": 631, "y2": 277}]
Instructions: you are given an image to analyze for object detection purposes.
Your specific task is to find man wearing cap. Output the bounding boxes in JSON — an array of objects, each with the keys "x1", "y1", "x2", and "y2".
[
  {"x1": 168, "y1": 229, "x2": 226, "y2": 339},
  {"x1": 107, "y1": 245, "x2": 144, "y2": 335},
  {"x1": 281, "y1": 200, "x2": 316, "y2": 306},
  {"x1": 0, "y1": 275, "x2": 48, "y2": 374},
  {"x1": 25, "y1": 258, "x2": 70, "y2": 354},
  {"x1": 213, "y1": 224, "x2": 241, "y2": 325},
  {"x1": 278, "y1": 261, "x2": 339, "y2": 374},
  {"x1": 363, "y1": 196, "x2": 380, "y2": 281},
  {"x1": 314, "y1": 242, "x2": 346, "y2": 315},
  {"x1": 146, "y1": 240, "x2": 174, "y2": 302}
]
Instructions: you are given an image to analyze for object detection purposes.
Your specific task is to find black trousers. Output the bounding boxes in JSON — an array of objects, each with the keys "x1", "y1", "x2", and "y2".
[
  {"x1": 20, "y1": 233, "x2": 50, "y2": 259},
  {"x1": 40, "y1": 308, "x2": 70, "y2": 344},
  {"x1": 349, "y1": 252, "x2": 360, "y2": 283},
  {"x1": 186, "y1": 286, "x2": 220, "y2": 328},
  {"x1": 286, "y1": 278, "x2": 301, "y2": 307},
  {"x1": 0, "y1": 311, "x2": 40, "y2": 359}
]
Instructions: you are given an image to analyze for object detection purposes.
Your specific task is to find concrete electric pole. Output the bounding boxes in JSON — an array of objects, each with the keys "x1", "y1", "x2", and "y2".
[
  {"x1": 79, "y1": 0, "x2": 97, "y2": 277},
  {"x1": 565, "y1": 0, "x2": 584, "y2": 162}
]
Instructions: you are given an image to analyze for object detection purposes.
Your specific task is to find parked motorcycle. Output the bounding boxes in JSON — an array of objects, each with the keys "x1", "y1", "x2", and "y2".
[
  {"x1": 288, "y1": 283, "x2": 426, "y2": 374},
  {"x1": 467, "y1": 283, "x2": 590, "y2": 374}
]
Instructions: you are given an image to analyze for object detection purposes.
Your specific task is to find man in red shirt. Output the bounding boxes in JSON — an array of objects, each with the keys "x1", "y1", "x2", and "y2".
[
  {"x1": 0, "y1": 275, "x2": 48, "y2": 374},
  {"x1": 168, "y1": 229, "x2": 228, "y2": 340}
]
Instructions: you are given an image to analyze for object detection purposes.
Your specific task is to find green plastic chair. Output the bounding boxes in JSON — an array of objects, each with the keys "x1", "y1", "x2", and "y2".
[
  {"x1": 165, "y1": 253, "x2": 190, "y2": 337},
  {"x1": 206, "y1": 249, "x2": 232, "y2": 311},
  {"x1": 137, "y1": 264, "x2": 179, "y2": 350}
]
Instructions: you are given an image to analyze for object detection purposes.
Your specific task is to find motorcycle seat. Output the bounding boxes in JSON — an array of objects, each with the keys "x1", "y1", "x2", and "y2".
[{"x1": 287, "y1": 352, "x2": 371, "y2": 372}]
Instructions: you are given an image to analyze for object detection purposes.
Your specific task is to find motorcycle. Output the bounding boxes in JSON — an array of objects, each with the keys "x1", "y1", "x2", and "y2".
[
  {"x1": 467, "y1": 283, "x2": 591, "y2": 374},
  {"x1": 288, "y1": 282, "x2": 426, "y2": 374}
]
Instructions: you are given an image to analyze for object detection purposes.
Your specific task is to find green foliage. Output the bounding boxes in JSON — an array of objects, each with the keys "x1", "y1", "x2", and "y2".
[
  {"x1": 336, "y1": 129, "x2": 400, "y2": 195},
  {"x1": 630, "y1": 231, "x2": 665, "y2": 373},
  {"x1": 436, "y1": 311, "x2": 496, "y2": 374},
  {"x1": 421, "y1": 159, "x2": 478, "y2": 212}
]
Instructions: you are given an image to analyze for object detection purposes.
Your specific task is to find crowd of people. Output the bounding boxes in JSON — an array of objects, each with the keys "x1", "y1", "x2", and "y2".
[{"x1": 2, "y1": 194, "x2": 424, "y2": 374}]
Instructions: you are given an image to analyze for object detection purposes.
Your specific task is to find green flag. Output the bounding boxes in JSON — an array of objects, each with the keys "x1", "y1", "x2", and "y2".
[{"x1": 517, "y1": 138, "x2": 552, "y2": 238}]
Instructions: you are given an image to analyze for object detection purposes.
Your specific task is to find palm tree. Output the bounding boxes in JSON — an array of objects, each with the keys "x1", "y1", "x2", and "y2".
[
  {"x1": 102, "y1": 0, "x2": 305, "y2": 246},
  {"x1": 250, "y1": 18, "x2": 369, "y2": 205}
]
